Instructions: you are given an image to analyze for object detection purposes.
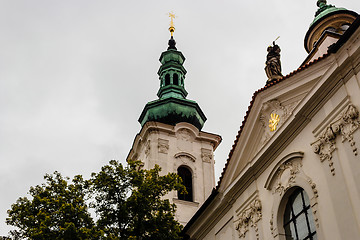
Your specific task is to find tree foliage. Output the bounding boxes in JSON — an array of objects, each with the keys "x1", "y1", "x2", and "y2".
[
  {"x1": 6, "y1": 172, "x2": 99, "y2": 240},
  {"x1": 6, "y1": 160, "x2": 185, "y2": 240},
  {"x1": 90, "y1": 160, "x2": 185, "y2": 240}
]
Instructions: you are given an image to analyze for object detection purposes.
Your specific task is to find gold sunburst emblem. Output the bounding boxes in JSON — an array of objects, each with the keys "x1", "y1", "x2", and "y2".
[{"x1": 269, "y1": 113, "x2": 280, "y2": 132}]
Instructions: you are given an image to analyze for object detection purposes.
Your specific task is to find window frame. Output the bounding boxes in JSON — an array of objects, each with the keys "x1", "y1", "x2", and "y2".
[{"x1": 283, "y1": 188, "x2": 317, "y2": 240}]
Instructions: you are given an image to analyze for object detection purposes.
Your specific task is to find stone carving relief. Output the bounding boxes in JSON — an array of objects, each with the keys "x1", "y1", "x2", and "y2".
[
  {"x1": 259, "y1": 100, "x2": 297, "y2": 147},
  {"x1": 269, "y1": 212, "x2": 275, "y2": 237},
  {"x1": 267, "y1": 156, "x2": 320, "y2": 237},
  {"x1": 273, "y1": 161, "x2": 301, "y2": 196},
  {"x1": 158, "y1": 138, "x2": 169, "y2": 154},
  {"x1": 176, "y1": 129, "x2": 193, "y2": 151},
  {"x1": 271, "y1": 159, "x2": 319, "y2": 202},
  {"x1": 178, "y1": 129, "x2": 192, "y2": 141},
  {"x1": 235, "y1": 198, "x2": 262, "y2": 239},
  {"x1": 201, "y1": 148, "x2": 213, "y2": 163},
  {"x1": 311, "y1": 104, "x2": 360, "y2": 175},
  {"x1": 308, "y1": 178, "x2": 320, "y2": 228},
  {"x1": 145, "y1": 140, "x2": 150, "y2": 157}
]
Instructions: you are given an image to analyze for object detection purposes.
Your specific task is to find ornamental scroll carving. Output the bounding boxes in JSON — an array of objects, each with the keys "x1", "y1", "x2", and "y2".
[
  {"x1": 311, "y1": 104, "x2": 360, "y2": 175},
  {"x1": 273, "y1": 161, "x2": 301, "y2": 196},
  {"x1": 272, "y1": 159, "x2": 319, "y2": 209},
  {"x1": 265, "y1": 156, "x2": 320, "y2": 238},
  {"x1": 235, "y1": 198, "x2": 262, "y2": 239}
]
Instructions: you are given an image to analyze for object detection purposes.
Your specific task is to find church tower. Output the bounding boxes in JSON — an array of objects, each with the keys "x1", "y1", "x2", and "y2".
[{"x1": 127, "y1": 16, "x2": 221, "y2": 225}]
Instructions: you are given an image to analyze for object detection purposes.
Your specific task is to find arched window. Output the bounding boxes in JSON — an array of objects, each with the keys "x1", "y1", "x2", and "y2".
[
  {"x1": 283, "y1": 188, "x2": 317, "y2": 240},
  {"x1": 173, "y1": 73, "x2": 179, "y2": 85},
  {"x1": 177, "y1": 166, "x2": 193, "y2": 202},
  {"x1": 165, "y1": 74, "x2": 170, "y2": 86}
]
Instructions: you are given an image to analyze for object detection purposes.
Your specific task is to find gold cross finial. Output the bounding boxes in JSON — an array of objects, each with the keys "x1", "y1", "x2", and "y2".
[{"x1": 168, "y1": 12, "x2": 176, "y2": 36}]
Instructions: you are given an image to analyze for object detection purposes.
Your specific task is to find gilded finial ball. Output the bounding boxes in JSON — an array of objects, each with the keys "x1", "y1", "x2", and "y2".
[{"x1": 168, "y1": 12, "x2": 176, "y2": 36}]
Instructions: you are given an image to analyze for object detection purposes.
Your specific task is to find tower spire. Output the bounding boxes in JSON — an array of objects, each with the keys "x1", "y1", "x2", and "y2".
[
  {"x1": 168, "y1": 12, "x2": 177, "y2": 50},
  {"x1": 168, "y1": 12, "x2": 176, "y2": 37},
  {"x1": 138, "y1": 18, "x2": 207, "y2": 130}
]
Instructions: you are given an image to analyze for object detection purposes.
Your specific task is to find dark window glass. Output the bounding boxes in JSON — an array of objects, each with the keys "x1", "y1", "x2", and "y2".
[
  {"x1": 341, "y1": 24, "x2": 350, "y2": 31},
  {"x1": 173, "y1": 73, "x2": 179, "y2": 85},
  {"x1": 326, "y1": 27, "x2": 336, "y2": 32},
  {"x1": 165, "y1": 74, "x2": 170, "y2": 86},
  {"x1": 283, "y1": 188, "x2": 316, "y2": 240},
  {"x1": 177, "y1": 166, "x2": 193, "y2": 201}
]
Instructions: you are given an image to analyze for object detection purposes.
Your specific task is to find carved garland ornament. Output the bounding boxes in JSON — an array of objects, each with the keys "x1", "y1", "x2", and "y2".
[
  {"x1": 311, "y1": 104, "x2": 360, "y2": 175},
  {"x1": 235, "y1": 198, "x2": 262, "y2": 239}
]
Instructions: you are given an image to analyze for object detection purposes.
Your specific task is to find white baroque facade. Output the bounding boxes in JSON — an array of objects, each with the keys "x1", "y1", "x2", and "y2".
[
  {"x1": 127, "y1": 122, "x2": 221, "y2": 225},
  {"x1": 183, "y1": 3, "x2": 360, "y2": 240}
]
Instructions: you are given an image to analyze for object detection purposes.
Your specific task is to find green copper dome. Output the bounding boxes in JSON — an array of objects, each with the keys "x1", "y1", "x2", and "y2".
[
  {"x1": 138, "y1": 36, "x2": 207, "y2": 130},
  {"x1": 304, "y1": 0, "x2": 358, "y2": 53},
  {"x1": 310, "y1": 0, "x2": 347, "y2": 27}
]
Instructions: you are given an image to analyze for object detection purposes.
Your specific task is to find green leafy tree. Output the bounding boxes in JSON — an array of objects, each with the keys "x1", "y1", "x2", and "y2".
[
  {"x1": 90, "y1": 160, "x2": 130, "y2": 239},
  {"x1": 6, "y1": 172, "x2": 100, "y2": 240},
  {"x1": 6, "y1": 160, "x2": 185, "y2": 240},
  {"x1": 90, "y1": 160, "x2": 185, "y2": 240}
]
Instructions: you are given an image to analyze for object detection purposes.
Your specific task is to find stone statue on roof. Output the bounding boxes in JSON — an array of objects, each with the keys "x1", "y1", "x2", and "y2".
[{"x1": 265, "y1": 41, "x2": 283, "y2": 84}]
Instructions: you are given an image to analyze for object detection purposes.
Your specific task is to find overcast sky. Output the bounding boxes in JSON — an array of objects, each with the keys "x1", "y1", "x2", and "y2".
[{"x1": 1, "y1": 0, "x2": 359, "y2": 235}]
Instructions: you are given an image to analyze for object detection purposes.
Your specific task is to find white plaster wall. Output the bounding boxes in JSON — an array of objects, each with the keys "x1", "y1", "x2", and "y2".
[
  {"x1": 186, "y1": 28, "x2": 360, "y2": 239},
  {"x1": 128, "y1": 122, "x2": 220, "y2": 226}
]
